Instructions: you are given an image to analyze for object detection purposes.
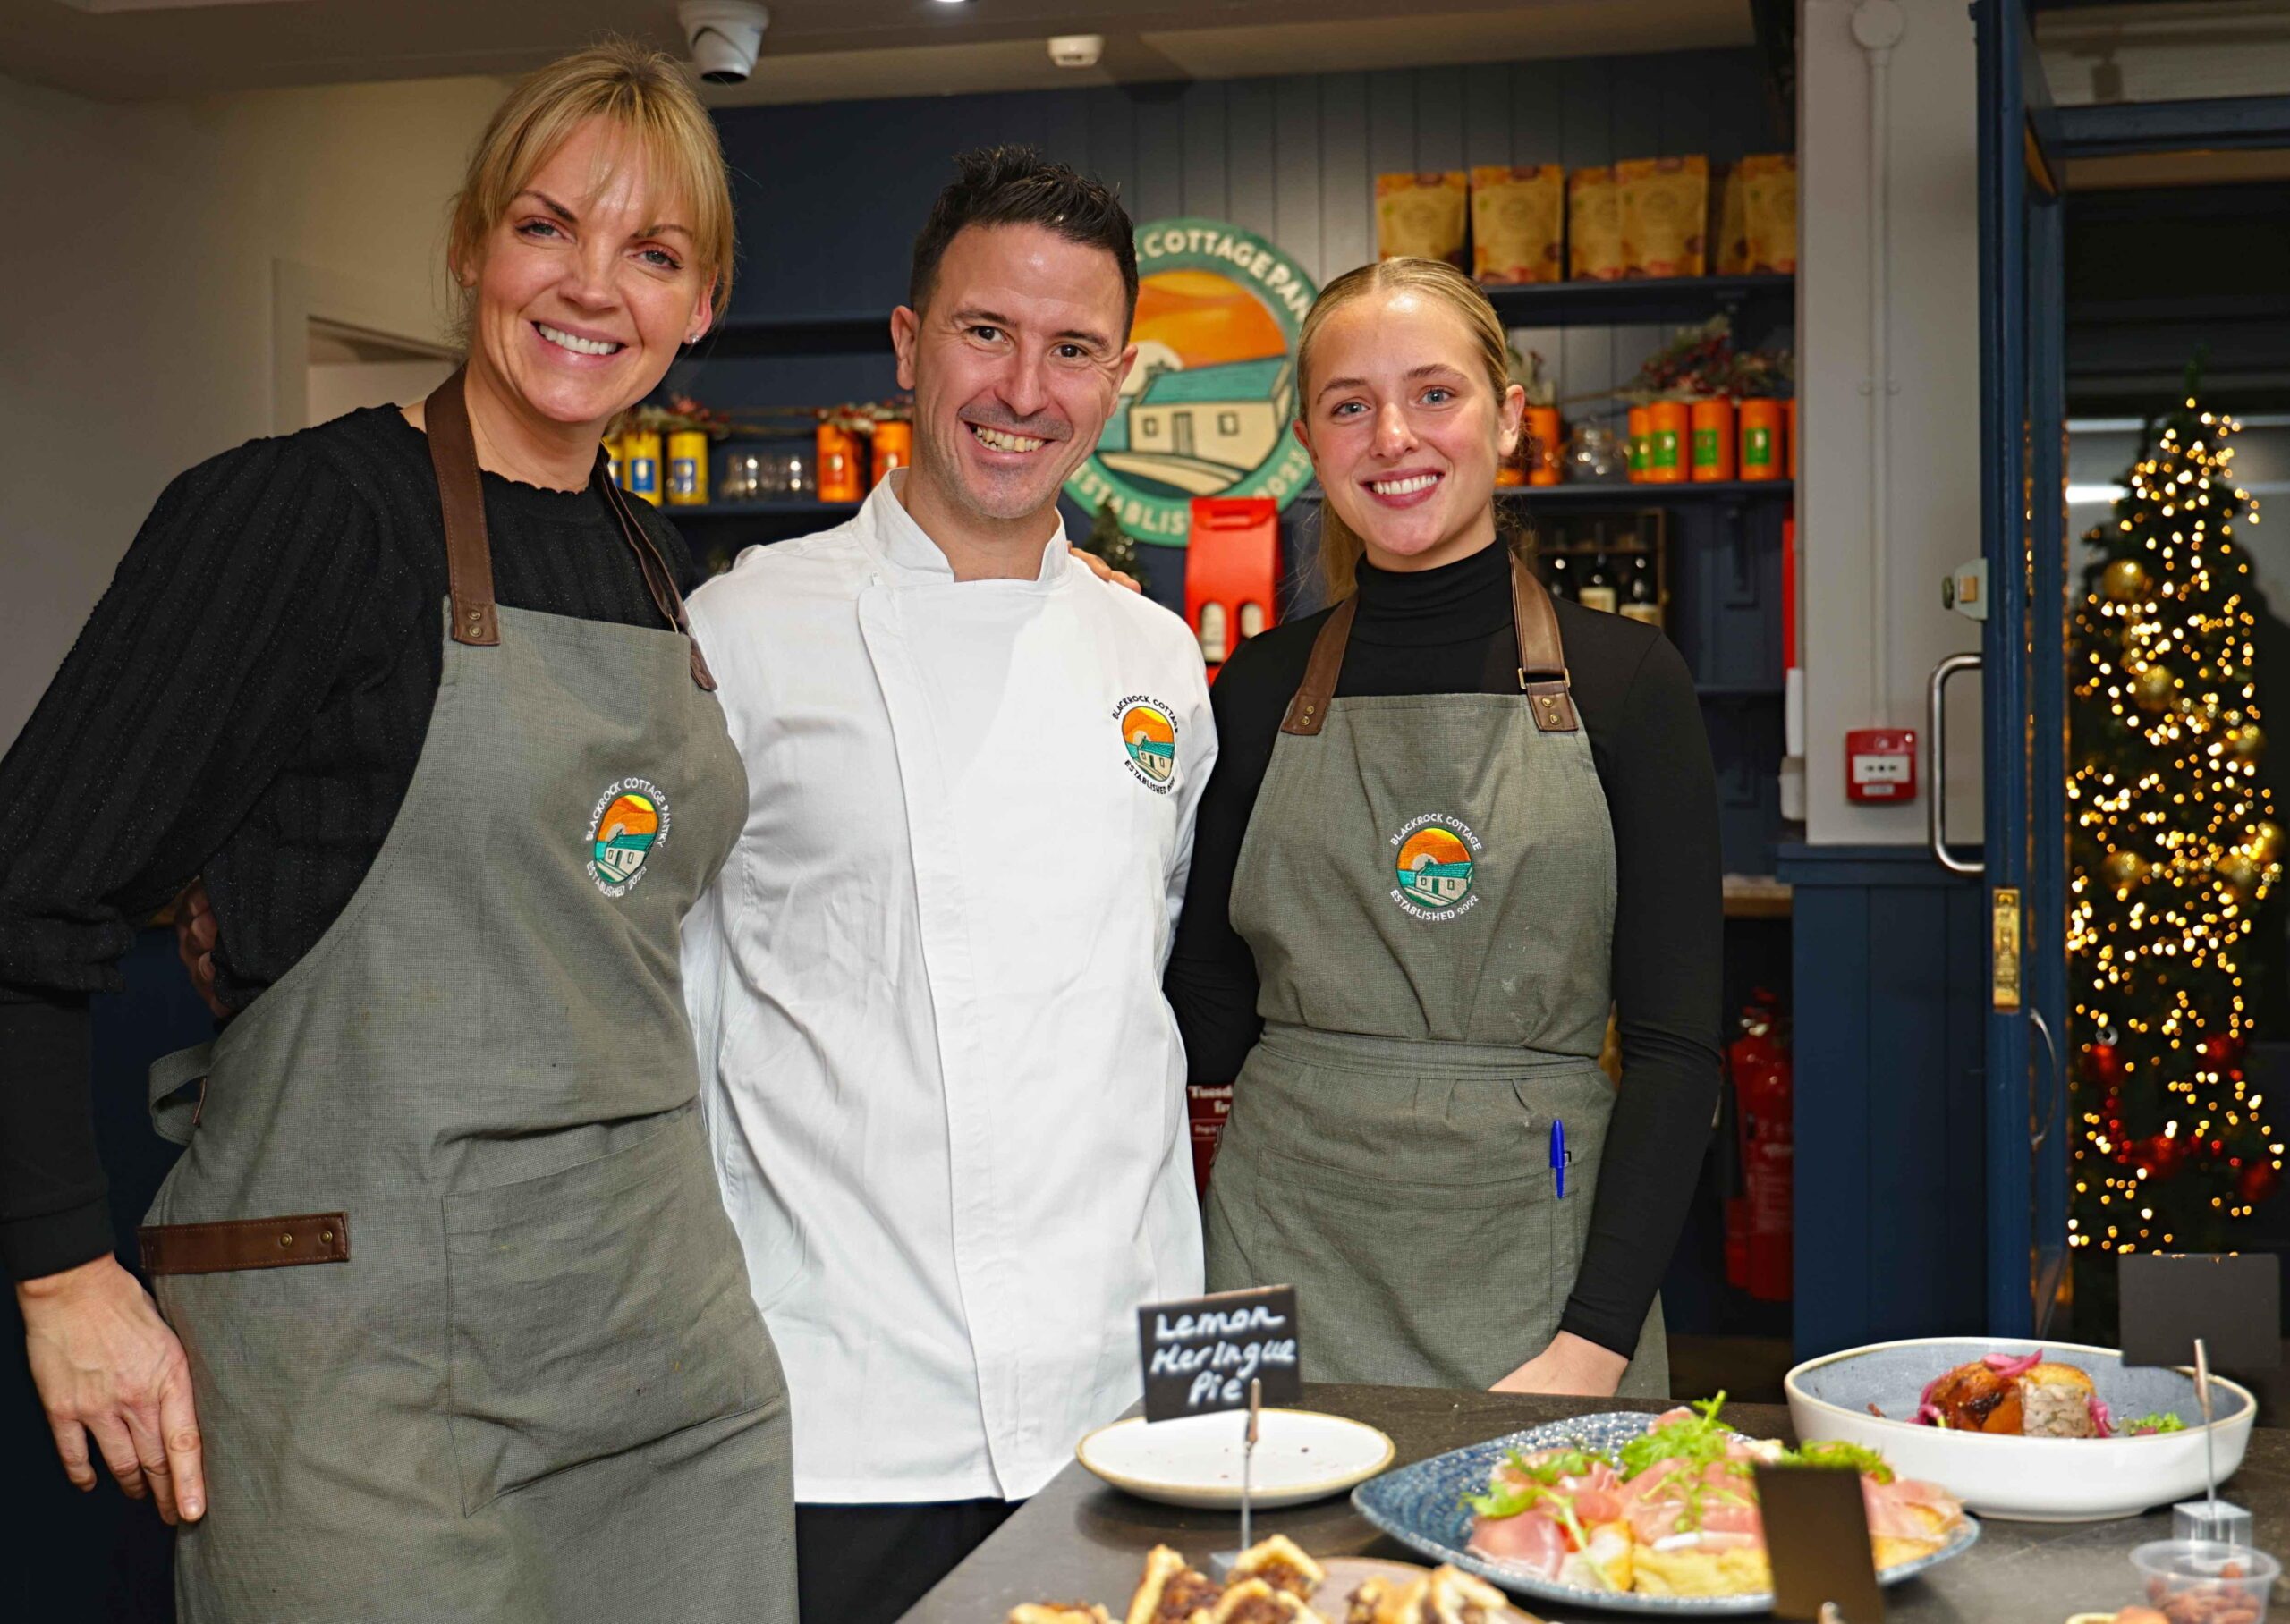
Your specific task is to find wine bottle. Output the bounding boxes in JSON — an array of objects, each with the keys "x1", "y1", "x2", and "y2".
[
  {"x1": 1621, "y1": 553, "x2": 1663, "y2": 627},
  {"x1": 1578, "y1": 530, "x2": 1618, "y2": 614}
]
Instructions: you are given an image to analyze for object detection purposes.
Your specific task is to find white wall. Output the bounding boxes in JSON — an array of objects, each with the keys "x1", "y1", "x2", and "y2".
[
  {"x1": 0, "y1": 72, "x2": 505, "y2": 748},
  {"x1": 1796, "y1": 0, "x2": 1985, "y2": 845}
]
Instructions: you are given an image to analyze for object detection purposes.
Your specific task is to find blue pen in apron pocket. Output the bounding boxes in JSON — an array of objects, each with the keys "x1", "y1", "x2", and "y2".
[{"x1": 1549, "y1": 1118, "x2": 1568, "y2": 1198}]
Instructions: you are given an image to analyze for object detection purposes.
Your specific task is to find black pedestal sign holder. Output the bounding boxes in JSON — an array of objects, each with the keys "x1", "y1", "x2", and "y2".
[
  {"x1": 1136, "y1": 1284, "x2": 1302, "y2": 1573},
  {"x1": 2119, "y1": 1251, "x2": 2280, "y2": 1542}
]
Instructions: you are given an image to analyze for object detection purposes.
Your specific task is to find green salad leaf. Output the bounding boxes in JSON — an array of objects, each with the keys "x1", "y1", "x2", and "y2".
[
  {"x1": 1782, "y1": 1439, "x2": 1895, "y2": 1484},
  {"x1": 2123, "y1": 1412, "x2": 2185, "y2": 1435},
  {"x1": 1617, "y1": 1391, "x2": 1735, "y2": 1481}
]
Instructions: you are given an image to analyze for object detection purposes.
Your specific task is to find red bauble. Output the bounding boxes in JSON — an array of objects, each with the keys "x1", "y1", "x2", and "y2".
[
  {"x1": 2197, "y1": 1032, "x2": 2244, "y2": 1067},
  {"x1": 2238, "y1": 1162, "x2": 2281, "y2": 1207},
  {"x1": 2088, "y1": 1043, "x2": 2124, "y2": 1089}
]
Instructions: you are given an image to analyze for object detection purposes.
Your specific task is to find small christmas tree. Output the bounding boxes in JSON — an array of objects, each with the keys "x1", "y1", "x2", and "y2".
[{"x1": 2068, "y1": 375, "x2": 2284, "y2": 1267}]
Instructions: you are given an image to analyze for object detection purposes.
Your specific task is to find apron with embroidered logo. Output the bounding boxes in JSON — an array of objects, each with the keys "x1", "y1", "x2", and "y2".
[
  {"x1": 1203, "y1": 551, "x2": 1667, "y2": 1396},
  {"x1": 136, "y1": 371, "x2": 794, "y2": 1621}
]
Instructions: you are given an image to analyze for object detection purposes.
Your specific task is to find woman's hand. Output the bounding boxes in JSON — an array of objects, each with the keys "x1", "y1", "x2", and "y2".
[
  {"x1": 1491, "y1": 1331, "x2": 1629, "y2": 1397},
  {"x1": 1068, "y1": 546, "x2": 1142, "y2": 593},
  {"x1": 20, "y1": 1255, "x2": 206, "y2": 1524},
  {"x1": 173, "y1": 880, "x2": 229, "y2": 1021}
]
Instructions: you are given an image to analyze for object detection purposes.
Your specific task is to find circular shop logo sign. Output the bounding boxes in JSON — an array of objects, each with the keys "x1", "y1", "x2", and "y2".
[
  {"x1": 1064, "y1": 217, "x2": 1319, "y2": 547},
  {"x1": 589, "y1": 779, "x2": 671, "y2": 897},
  {"x1": 1390, "y1": 815, "x2": 1482, "y2": 921}
]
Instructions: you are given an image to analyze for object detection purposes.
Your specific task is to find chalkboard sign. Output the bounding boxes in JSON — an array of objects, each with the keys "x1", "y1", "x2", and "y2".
[
  {"x1": 2120, "y1": 1252, "x2": 2282, "y2": 1370},
  {"x1": 1136, "y1": 1284, "x2": 1302, "y2": 1423},
  {"x1": 1752, "y1": 1463, "x2": 1884, "y2": 1621}
]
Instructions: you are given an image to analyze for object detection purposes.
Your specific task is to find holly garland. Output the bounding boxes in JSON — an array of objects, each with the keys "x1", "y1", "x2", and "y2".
[{"x1": 2068, "y1": 383, "x2": 2284, "y2": 1256}]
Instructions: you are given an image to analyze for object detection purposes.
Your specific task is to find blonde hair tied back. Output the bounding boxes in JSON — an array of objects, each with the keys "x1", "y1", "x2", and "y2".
[
  {"x1": 1295, "y1": 257, "x2": 1527, "y2": 602},
  {"x1": 445, "y1": 38, "x2": 735, "y2": 348}
]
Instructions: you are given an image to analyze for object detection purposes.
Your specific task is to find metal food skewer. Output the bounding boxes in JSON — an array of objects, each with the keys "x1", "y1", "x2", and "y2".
[{"x1": 1240, "y1": 1378, "x2": 1262, "y2": 1554}]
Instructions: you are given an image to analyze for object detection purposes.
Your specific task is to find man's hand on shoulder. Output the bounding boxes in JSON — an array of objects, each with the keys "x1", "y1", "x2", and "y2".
[{"x1": 1068, "y1": 546, "x2": 1141, "y2": 593}]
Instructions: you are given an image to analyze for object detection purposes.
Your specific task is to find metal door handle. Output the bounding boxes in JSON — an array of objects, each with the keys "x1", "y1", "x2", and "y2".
[
  {"x1": 2028, "y1": 1007, "x2": 2063, "y2": 1151},
  {"x1": 1929, "y1": 654, "x2": 1982, "y2": 874}
]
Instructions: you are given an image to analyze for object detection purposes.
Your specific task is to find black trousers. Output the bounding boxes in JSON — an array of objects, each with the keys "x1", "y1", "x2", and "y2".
[{"x1": 796, "y1": 1498, "x2": 1019, "y2": 1624}]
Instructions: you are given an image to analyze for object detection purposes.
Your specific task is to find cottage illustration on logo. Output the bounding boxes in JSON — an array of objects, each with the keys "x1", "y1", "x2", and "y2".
[
  {"x1": 588, "y1": 779, "x2": 672, "y2": 897},
  {"x1": 1113, "y1": 695, "x2": 1180, "y2": 793},
  {"x1": 1389, "y1": 815, "x2": 1482, "y2": 920},
  {"x1": 1065, "y1": 219, "x2": 1319, "y2": 546}
]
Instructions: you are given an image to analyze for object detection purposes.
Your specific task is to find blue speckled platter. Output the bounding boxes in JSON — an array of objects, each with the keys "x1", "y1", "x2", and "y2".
[{"x1": 1350, "y1": 1411, "x2": 1981, "y2": 1617}]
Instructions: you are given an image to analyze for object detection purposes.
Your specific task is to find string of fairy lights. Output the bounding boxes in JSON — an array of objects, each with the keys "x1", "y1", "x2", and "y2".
[{"x1": 2068, "y1": 402, "x2": 2284, "y2": 1254}]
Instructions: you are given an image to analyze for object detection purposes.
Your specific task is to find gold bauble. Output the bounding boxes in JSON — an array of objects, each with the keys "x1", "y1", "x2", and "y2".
[
  {"x1": 2220, "y1": 853, "x2": 2261, "y2": 895},
  {"x1": 2103, "y1": 850, "x2": 2149, "y2": 888},
  {"x1": 2103, "y1": 558, "x2": 2150, "y2": 601},
  {"x1": 2230, "y1": 724, "x2": 2265, "y2": 762},
  {"x1": 2254, "y1": 822, "x2": 2283, "y2": 865},
  {"x1": 2133, "y1": 664, "x2": 2176, "y2": 709}
]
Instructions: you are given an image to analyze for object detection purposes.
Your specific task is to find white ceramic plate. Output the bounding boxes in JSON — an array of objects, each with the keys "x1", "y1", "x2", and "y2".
[
  {"x1": 1785, "y1": 1335, "x2": 2256, "y2": 1523},
  {"x1": 1077, "y1": 1408, "x2": 1397, "y2": 1510}
]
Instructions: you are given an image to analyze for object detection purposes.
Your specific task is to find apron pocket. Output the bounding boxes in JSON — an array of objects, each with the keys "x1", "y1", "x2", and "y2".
[{"x1": 442, "y1": 1112, "x2": 773, "y2": 1515}]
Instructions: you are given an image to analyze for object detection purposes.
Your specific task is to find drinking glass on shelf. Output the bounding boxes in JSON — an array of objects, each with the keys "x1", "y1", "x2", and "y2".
[
  {"x1": 778, "y1": 452, "x2": 811, "y2": 499},
  {"x1": 1563, "y1": 421, "x2": 1628, "y2": 484},
  {"x1": 720, "y1": 452, "x2": 765, "y2": 503}
]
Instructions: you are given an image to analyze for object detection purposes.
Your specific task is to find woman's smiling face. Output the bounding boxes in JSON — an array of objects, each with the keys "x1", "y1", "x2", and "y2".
[
  {"x1": 1296, "y1": 287, "x2": 1525, "y2": 573},
  {"x1": 463, "y1": 115, "x2": 714, "y2": 433}
]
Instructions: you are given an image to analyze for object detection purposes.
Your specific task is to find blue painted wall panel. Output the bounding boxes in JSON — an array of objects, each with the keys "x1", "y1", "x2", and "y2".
[{"x1": 1782, "y1": 846, "x2": 1991, "y2": 1358}]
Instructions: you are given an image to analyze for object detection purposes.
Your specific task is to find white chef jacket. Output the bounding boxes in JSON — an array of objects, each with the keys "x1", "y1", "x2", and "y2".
[{"x1": 682, "y1": 474, "x2": 1213, "y2": 1502}]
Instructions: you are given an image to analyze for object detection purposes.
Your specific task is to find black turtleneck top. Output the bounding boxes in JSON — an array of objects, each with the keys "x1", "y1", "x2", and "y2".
[
  {"x1": 0, "y1": 405, "x2": 701, "y2": 1281},
  {"x1": 1161, "y1": 538, "x2": 1723, "y2": 1360}
]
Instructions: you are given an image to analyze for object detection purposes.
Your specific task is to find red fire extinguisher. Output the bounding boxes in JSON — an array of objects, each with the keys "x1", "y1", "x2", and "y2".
[{"x1": 1725, "y1": 989, "x2": 1793, "y2": 1302}]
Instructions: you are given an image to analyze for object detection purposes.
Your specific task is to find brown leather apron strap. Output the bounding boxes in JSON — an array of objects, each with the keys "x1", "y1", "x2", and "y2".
[
  {"x1": 598, "y1": 462, "x2": 717, "y2": 692},
  {"x1": 139, "y1": 1212, "x2": 350, "y2": 1276},
  {"x1": 1280, "y1": 546, "x2": 1578, "y2": 736},
  {"x1": 420, "y1": 368, "x2": 715, "y2": 690},
  {"x1": 1510, "y1": 550, "x2": 1579, "y2": 733},
  {"x1": 423, "y1": 369, "x2": 499, "y2": 647},
  {"x1": 1278, "y1": 596, "x2": 1356, "y2": 736}
]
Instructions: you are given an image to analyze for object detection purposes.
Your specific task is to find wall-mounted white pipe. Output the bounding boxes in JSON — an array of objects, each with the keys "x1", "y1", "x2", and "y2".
[{"x1": 1853, "y1": 0, "x2": 1905, "y2": 726}]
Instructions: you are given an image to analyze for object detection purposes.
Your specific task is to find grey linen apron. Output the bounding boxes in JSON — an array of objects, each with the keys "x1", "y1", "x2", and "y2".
[
  {"x1": 135, "y1": 371, "x2": 794, "y2": 1622},
  {"x1": 1203, "y1": 551, "x2": 1667, "y2": 1397}
]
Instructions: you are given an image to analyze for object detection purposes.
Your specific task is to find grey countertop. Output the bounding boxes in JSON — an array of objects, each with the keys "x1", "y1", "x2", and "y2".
[{"x1": 904, "y1": 1383, "x2": 2287, "y2": 1623}]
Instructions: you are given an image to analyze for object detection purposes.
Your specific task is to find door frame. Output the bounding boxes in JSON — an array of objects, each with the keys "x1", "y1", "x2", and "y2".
[{"x1": 1977, "y1": 7, "x2": 2290, "y2": 1333}]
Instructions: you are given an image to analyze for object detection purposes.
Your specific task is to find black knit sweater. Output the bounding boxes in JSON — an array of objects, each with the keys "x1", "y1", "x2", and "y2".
[{"x1": 0, "y1": 405, "x2": 701, "y2": 1279}]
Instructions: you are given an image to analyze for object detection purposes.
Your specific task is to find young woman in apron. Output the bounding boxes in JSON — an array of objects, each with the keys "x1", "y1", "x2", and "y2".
[
  {"x1": 1163, "y1": 258, "x2": 1724, "y2": 1398},
  {"x1": 5, "y1": 47, "x2": 793, "y2": 1619}
]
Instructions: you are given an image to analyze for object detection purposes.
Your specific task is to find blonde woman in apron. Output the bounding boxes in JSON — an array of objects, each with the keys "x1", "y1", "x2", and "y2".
[
  {"x1": 1163, "y1": 258, "x2": 1724, "y2": 1398},
  {"x1": 4, "y1": 47, "x2": 793, "y2": 1619}
]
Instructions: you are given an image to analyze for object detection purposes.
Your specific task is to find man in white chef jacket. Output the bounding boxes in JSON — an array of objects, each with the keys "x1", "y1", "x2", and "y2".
[{"x1": 680, "y1": 149, "x2": 1214, "y2": 1624}]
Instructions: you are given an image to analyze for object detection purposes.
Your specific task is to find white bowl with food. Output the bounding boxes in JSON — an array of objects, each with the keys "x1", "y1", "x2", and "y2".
[{"x1": 1785, "y1": 1336, "x2": 2256, "y2": 1523}]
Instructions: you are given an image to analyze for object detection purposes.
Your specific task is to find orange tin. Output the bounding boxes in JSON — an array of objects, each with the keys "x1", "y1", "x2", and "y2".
[
  {"x1": 870, "y1": 419, "x2": 912, "y2": 487},
  {"x1": 1523, "y1": 406, "x2": 1563, "y2": 486},
  {"x1": 1738, "y1": 398, "x2": 1784, "y2": 481},
  {"x1": 1690, "y1": 398, "x2": 1736, "y2": 482},
  {"x1": 1626, "y1": 405, "x2": 1651, "y2": 483},
  {"x1": 1644, "y1": 401, "x2": 1689, "y2": 484},
  {"x1": 817, "y1": 420, "x2": 864, "y2": 503}
]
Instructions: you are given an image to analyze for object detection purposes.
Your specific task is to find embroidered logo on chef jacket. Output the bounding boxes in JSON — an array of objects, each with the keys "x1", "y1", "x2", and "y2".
[
  {"x1": 587, "y1": 779, "x2": 672, "y2": 897},
  {"x1": 1389, "y1": 815, "x2": 1482, "y2": 920},
  {"x1": 1115, "y1": 697, "x2": 1179, "y2": 792}
]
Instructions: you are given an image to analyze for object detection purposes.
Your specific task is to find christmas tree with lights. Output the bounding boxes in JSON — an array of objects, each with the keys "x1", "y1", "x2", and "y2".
[{"x1": 2069, "y1": 382, "x2": 2283, "y2": 1269}]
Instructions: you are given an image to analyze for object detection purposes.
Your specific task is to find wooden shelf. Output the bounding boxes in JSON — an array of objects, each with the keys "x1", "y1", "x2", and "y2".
[
  {"x1": 688, "y1": 275, "x2": 1794, "y2": 361},
  {"x1": 1295, "y1": 480, "x2": 1791, "y2": 508},
  {"x1": 663, "y1": 499, "x2": 861, "y2": 523},
  {"x1": 1482, "y1": 273, "x2": 1794, "y2": 330},
  {"x1": 1722, "y1": 875, "x2": 1794, "y2": 919}
]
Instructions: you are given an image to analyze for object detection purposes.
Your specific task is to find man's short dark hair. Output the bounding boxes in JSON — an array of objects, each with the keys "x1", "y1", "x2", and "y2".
[{"x1": 909, "y1": 146, "x2": 1138, "y2": 326}]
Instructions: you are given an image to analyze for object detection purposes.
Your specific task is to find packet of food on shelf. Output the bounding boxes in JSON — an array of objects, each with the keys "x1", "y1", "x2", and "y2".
[
  {"x1": 1376, "y1": 172, "x2": 1468, "y2": 266},
  {"x1": 1468, "y1": 165, "x2": 1564, "y2": 285},
  {"x1": 1566, "y1": 167, "x2": 1622, "y2": 281}
]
